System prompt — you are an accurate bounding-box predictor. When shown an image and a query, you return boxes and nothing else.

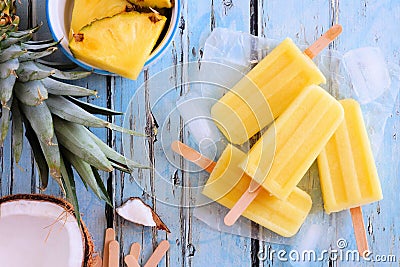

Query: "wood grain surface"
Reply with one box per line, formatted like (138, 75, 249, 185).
(0, 0, 398, 266)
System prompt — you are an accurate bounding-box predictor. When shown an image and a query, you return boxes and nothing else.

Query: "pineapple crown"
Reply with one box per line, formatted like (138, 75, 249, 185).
(0, 23, 149, 223)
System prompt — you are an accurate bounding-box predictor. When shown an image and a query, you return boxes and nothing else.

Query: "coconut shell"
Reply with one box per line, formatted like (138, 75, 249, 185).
(0, 194, 94, 267)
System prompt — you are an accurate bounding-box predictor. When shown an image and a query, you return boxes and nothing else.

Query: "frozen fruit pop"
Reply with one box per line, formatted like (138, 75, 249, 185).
(241, 85, 344, 200)
(171, 141, 312, 237)
(211, 41, 323, 145)
(317, 99, 383, 213)
(221, 25, 343, 226)
(317, 99, 382, 255)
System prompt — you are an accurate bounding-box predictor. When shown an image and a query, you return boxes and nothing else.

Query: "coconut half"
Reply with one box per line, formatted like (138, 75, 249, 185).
(0, 194, 94, 267)
(116, 197, 170, 233)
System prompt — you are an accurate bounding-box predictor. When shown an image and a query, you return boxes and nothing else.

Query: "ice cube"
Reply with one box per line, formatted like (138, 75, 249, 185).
(343, 47, 391, 104)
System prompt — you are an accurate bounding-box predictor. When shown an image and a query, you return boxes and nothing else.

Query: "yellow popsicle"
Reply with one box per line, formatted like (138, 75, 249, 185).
(202, 144, 312, 237)
(317, 99, 383, 213)
(211, 38, 326, 145)
(241, 85, 344, 200)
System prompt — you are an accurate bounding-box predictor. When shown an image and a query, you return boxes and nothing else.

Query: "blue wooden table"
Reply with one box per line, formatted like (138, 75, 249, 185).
(1, 0, 399, 266)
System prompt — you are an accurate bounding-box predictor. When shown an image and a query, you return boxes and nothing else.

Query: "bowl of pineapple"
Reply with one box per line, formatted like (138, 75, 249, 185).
(46, 0, 181, 80)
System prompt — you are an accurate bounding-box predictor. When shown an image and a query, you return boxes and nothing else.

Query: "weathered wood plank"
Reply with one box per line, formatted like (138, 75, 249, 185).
(187, 1, 254, 266)
(335, 0, 400, 265)
(112, 1, 254, 266)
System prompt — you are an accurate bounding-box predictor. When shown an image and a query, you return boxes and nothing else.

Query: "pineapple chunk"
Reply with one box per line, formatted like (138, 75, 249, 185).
(129, 0, 174, 8)
(70, 0, 131, 36)
(202, 144, 312, 237)
(69, 11, 166, 80)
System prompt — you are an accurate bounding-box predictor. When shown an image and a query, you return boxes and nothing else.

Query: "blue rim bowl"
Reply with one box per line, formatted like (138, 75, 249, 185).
(46, 0, 181, 76)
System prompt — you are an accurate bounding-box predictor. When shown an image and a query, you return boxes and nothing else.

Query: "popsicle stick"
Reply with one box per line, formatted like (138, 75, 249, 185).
(304, 24, 342, 59)
(144, 240, 170, 267)
(350, 207, 369, 255)
(108, 240, 120, 267)
(102, 228, 115, 267)
(224, 180, 262, 226)
(129, 242, 141, 260)
(93, 255, 103, 267)
(171, 141, 259, 225)
(171, 141, 216, 172)
(125, 255, 140, 267)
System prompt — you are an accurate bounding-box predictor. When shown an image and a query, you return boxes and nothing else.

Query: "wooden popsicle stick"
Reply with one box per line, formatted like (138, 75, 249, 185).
(129, 242, 141, 261)
(304, 24, 342, 59)
(108, 240, 120, 267)
(102, 228, 115, 267)
(125, 255, 140, 267)
(171, 141, 261, 225)
(93, 255, 103, 267)
(224, 180, 262, 226)
(171, 141, 260, 225)
(350, 207, 369, 255)
(171, 141, 216, 172)
(144, 240, 170, 267)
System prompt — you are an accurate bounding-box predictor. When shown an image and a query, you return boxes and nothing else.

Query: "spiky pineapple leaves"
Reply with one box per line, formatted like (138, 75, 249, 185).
(0, 24, 149, 220)
(60, 155, 81, 226)
(11, 100, 23, 162)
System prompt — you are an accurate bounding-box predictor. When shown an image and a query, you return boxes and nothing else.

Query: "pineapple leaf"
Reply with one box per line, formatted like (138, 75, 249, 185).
(47, 95, 109, 128)
(47, 95, 143, 135)
(14, 80, 48, 106)
(19, 102, 54, 145)
(35, 59, 78, 71)
(8, 24, 41, 38)
(109, 159, 130, 173)
(0, 57, 18, 78)
(60, 155, 81, 227)
(0, 73, 16, 105)
(65, 96, 123, 115)
(25, 40, 56, 46)
(0, 96, 12, 145)
(91, 166, 112, 206)
(35, 62, 91, 80)
(53, 117, 113, 172)
(11, 100, 23, 163)
(42, 78, 97, 97)
(22, 40, 60, 51)
(0, 44, 26, 63)
(23, 114, 50, 190)
(86, 128, 150, 170)
(1, 32, 33, 50)
(61, 146, 111, 205)
(17, 61, 55, 82)
(38, 135, 62, 180)
(19, 47, 57, 62)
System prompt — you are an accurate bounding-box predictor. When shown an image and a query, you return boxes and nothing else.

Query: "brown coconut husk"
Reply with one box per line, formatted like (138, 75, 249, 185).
(0, 194, 95, 267)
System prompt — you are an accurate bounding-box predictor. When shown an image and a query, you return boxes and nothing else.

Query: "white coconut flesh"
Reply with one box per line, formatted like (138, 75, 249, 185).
(116, 198, 157, 227)
(0, 200, 84, 267)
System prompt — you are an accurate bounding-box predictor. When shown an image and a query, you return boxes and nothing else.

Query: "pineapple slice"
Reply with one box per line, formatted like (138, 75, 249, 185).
(129, 0, 174, 8)
(70, 0, 132, 36)
(69, 11, 166, 80)
(202, 144, 312, 237)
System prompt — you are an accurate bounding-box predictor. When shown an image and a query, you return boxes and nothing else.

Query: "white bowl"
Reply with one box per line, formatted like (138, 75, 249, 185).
(46, 0, 181, 75)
